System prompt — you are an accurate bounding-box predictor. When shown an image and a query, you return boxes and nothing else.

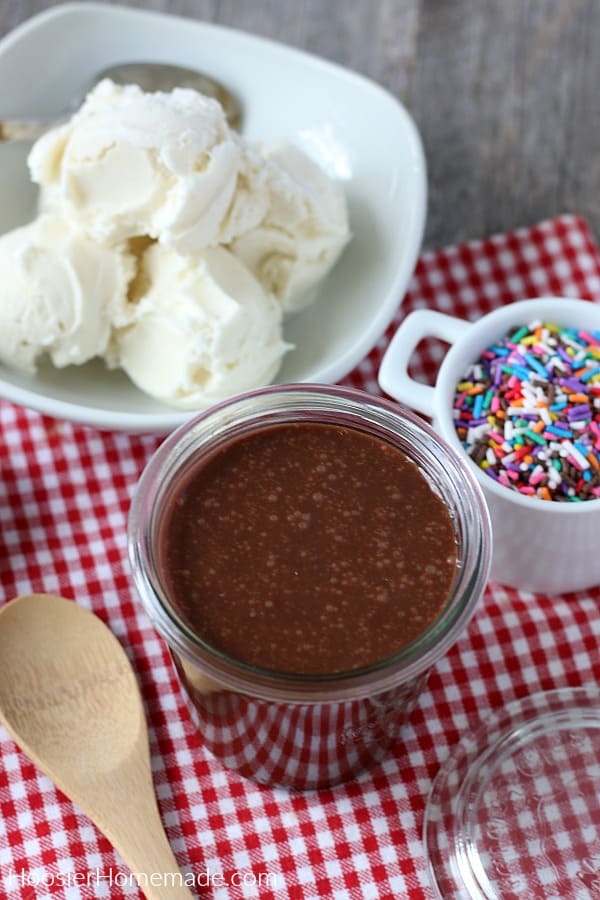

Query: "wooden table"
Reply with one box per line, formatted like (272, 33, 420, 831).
(1, 0, 598, 250)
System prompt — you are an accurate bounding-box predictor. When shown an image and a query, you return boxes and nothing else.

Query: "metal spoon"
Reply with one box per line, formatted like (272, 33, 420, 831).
(0, 61, 241, 142)
(0, 593, 194, 899)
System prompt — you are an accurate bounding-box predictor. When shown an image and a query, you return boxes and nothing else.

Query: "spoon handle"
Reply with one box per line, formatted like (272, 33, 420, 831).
(0, 117, 55, 143)
(112, 824, 195, 899)
(86, 757, 195, 900)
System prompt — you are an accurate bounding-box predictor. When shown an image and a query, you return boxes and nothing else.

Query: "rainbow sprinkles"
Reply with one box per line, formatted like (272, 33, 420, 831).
(453, 320, 600, 502)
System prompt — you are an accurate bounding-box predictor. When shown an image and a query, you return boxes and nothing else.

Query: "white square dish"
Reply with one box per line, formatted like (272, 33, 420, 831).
(0, 2, 426, 433)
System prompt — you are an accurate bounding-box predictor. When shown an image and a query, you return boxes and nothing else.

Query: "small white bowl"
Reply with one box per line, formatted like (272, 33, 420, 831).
(379, 297, 600, 594)
(0, 2, 426, 433)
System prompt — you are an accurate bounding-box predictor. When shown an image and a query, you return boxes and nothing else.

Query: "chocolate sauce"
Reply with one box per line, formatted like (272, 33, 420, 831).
(160, 423, 457, 675)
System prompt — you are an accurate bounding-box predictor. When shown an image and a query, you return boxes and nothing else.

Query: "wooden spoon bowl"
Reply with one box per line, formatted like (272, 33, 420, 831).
(0, 594, 194, 899)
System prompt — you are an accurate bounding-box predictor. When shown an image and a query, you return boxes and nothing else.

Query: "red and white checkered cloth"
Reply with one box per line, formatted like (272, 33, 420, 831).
(1, 214, 599, 899)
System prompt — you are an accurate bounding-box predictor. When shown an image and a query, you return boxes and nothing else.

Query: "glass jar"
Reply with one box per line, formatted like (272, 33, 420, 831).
(128, 385, 492, 790)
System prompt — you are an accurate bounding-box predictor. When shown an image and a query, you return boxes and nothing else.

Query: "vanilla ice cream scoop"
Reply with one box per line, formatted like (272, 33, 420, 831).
(0, 214, 134, 373)
(113, 243, 290, 408)
(230, 144, 350, 314)
(29, 79, 262, 252)
(5, 81, 350, 413)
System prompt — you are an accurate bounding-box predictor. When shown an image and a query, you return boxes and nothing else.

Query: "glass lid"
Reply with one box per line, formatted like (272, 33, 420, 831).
(424, 686, 600, 899)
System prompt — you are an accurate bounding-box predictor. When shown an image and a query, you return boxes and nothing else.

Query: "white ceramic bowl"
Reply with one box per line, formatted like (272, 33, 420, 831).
(379, 297, 600, 594)
(0, 2, 426, 433)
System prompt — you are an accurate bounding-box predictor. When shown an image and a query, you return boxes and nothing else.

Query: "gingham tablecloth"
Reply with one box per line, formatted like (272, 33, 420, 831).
(1, 214, 600, 899)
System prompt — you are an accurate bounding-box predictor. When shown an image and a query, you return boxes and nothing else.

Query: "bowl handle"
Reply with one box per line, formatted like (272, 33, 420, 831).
(378, 310, 471, 417)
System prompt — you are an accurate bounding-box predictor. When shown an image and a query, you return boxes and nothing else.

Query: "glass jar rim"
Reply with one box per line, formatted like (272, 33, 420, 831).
(128, 384, 492, 703)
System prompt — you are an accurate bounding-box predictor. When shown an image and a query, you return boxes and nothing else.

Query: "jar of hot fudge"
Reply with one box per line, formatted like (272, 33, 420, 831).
(128, 385, 492, 789)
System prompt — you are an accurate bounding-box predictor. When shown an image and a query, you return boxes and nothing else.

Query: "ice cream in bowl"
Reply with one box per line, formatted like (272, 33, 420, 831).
(0, 5, 426, 432)
(0, 80, 348, 418)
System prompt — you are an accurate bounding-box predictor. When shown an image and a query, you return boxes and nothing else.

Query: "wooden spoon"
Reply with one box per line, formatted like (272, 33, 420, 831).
(0, 593, 194, 899)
